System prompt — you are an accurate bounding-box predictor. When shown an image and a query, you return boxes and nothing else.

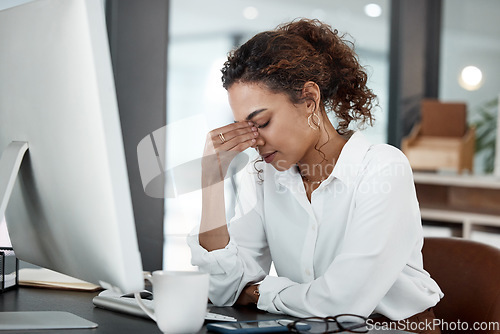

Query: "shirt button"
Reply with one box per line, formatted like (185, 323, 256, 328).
(305, 269, 311, 276)
(311, 225, 316, 231)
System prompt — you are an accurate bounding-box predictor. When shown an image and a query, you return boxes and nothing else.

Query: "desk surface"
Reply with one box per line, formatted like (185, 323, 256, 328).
(0, 287, 408, 334)
(0, 287, 295, 334)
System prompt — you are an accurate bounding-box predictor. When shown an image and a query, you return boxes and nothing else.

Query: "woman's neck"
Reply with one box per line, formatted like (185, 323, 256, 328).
(297, 121, 347, 183)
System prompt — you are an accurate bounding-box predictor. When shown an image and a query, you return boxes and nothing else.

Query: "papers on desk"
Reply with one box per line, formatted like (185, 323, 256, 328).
(19, 268, 102, 291)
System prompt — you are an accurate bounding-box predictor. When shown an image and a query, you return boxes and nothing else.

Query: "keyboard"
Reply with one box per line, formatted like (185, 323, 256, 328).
(92, 290, 237, 322)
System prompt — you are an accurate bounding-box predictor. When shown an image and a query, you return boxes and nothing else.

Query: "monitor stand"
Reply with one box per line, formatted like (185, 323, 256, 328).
(0, 141, 98, 330)
(0, 141, 29, 220)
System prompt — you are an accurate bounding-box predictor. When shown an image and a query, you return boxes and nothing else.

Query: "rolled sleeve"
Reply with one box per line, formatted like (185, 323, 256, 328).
(188, 233, 245, 305)
(187, 233, 238, 275)
(257, 275, 298, 314)
(187, 168, 271, 306)
(188, 221, 270, 305)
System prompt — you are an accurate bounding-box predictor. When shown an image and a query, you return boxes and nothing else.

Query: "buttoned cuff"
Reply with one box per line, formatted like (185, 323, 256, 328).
(257, 275, 297, 314)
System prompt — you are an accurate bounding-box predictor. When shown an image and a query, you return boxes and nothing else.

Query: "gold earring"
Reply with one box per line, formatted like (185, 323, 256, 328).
(307, 113, 321, 130)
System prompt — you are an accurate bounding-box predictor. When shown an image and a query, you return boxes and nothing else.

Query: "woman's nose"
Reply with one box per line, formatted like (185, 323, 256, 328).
(254, 135, 266, 148)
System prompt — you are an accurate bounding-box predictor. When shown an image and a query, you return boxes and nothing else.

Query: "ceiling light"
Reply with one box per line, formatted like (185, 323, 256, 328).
(243, 6, 258, 20)
(459, 65, 483, 91)
(364, 3, 382, 18)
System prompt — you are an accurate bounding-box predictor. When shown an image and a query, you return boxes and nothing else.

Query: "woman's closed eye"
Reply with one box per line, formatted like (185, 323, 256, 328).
(256, 120, 270, 129)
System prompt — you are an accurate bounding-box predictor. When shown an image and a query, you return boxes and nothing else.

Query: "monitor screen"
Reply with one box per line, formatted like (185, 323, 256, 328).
(0, 0, 144, 294)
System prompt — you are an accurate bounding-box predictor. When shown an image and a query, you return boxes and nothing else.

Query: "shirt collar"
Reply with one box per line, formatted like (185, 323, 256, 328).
(329, 131, 373, 187)
(272, 131, 373, 189)
(272, 163, 302, 191)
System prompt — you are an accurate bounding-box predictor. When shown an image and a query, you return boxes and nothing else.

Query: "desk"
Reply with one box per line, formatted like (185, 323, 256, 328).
(0, 287, 409, 334)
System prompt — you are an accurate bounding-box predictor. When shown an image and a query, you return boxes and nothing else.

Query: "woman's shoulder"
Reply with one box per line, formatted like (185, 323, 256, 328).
(365, 142, 410, 165)
(343, 131, 409, 167)
(359, 141, 413, 181)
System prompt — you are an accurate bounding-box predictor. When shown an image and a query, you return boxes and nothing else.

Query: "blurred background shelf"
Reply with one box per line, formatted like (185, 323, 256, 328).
(414, 172, 500, 240)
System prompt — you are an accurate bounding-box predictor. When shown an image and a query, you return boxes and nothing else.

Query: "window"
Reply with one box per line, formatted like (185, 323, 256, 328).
(439, 0, 500, 174)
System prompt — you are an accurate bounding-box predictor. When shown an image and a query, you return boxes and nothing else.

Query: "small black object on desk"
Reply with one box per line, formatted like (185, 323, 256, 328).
(0, 247, 18, 293)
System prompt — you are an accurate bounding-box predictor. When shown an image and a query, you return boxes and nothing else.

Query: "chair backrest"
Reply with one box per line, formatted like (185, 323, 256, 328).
(422, 237, 500, 334)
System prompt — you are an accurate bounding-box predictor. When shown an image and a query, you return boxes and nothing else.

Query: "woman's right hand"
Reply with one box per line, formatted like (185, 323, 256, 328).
(202, 121, 259, 187)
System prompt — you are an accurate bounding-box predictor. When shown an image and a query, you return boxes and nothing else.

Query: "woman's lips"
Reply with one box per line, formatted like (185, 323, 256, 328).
(262, 151, 277, 163)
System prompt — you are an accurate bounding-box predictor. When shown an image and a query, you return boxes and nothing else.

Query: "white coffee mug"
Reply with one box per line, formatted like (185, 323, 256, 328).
(135, 271, 210, 334)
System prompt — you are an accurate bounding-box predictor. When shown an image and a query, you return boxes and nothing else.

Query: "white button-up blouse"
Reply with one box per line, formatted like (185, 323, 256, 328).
(188, 131, 443, 320)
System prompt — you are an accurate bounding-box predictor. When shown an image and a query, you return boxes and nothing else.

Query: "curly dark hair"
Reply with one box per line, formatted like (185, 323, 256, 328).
(221, 18, 377, 134)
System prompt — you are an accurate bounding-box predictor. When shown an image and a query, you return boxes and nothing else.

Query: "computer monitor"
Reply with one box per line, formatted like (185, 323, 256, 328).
(0, 0, 144, 302)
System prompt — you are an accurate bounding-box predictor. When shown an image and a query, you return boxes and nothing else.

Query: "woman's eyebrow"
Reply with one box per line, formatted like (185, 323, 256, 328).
(245, 108, 267, 121)
(233, 108, 268, 123)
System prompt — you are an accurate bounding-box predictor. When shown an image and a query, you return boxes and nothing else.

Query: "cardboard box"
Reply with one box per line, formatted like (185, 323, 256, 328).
(402, 99, 475, 173)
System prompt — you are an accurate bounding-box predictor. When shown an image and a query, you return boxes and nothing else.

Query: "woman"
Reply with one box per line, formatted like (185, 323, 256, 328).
(188, 19, 443, 333)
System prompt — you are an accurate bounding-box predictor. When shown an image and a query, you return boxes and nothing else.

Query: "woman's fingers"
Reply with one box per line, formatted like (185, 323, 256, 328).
(212, 122, 253, 144)
(210, 121, 258, 153)
(214, 121, 253, 135)
(229, 137, 257, 153)
(210, 121, 252, 145)
(203, 121, 260, 184)
(223, 131, 258, 152)
(218, 124, 256, 144)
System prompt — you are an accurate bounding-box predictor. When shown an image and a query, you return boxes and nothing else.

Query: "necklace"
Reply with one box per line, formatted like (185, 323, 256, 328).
(300, 174, 328, 185)
(297, 165, 329, 185)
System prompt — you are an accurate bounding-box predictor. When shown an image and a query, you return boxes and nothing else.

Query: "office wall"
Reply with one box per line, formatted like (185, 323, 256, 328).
(106, 0, 169, 271)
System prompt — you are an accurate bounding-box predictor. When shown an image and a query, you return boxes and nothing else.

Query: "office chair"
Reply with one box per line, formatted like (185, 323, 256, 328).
(422, 237, 500, 334)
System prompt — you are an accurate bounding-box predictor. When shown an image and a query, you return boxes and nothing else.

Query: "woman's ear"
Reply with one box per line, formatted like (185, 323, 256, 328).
(302, 81, 321, 112)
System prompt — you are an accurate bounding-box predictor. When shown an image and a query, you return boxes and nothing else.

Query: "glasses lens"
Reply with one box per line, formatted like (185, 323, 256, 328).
(335, 315, 368, 333)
